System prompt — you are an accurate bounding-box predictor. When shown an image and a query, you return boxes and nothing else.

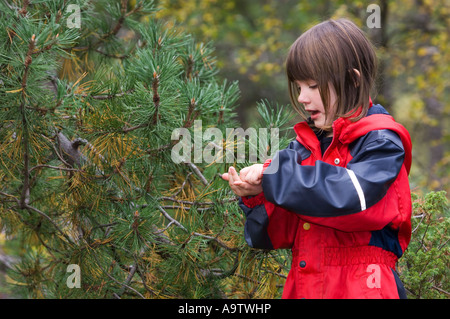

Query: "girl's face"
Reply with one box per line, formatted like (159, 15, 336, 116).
(295, 80, 337, 131)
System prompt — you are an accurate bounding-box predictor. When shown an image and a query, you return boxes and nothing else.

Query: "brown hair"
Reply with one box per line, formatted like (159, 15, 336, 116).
(286, 18, 378, 131)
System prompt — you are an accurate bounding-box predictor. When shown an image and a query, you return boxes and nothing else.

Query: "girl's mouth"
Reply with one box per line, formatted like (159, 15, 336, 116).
(309, 110, 321, 120)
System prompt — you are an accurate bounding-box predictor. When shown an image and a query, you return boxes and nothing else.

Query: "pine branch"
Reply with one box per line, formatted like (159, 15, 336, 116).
(183, 98, 200, 128)
(145, 143, 172, 156)
(26, 104, 59, 115)
(67, 0, 140, 62)
(69, 46, 132, 60)
(94, 48, 129, 60)
(158, 196, 215, 206)
(95, 0, 150, 48)
(32, 34, 59, 55)
(186, 54, 194, 80)
(80, 88, 135, 100)
(19, 34, 36, 208)
(432, 285, 450, 297)
(134, 266, 157, 297)
(169, 172, 193, 198)
(233, 273, 285, 289)
(151, 71, 160, 125)
(21, 34, 35, 91)
(157, 195, 237, 208)
(159, 205, 212, 212)
(108, 244, 158, 297)
(92, 253, 145, 299)
(18, 0, 29, 17)
(0, 191, 19, 205)
(23, 204, 74, 245)
(122, 123, 147, 133)
(157, 205, 237, 252)
(29, 164, 83, 173)
(96, 0, 128, 43)
(114, 264, 137, 299)
(186, 162, 208, 186)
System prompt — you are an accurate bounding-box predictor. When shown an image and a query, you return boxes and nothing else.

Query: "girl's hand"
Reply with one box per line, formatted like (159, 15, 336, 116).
(221, 166, 263, 197)
(239, 164, 264, 185)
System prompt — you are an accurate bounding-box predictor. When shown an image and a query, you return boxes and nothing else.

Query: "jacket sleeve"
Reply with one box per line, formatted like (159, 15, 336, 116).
(239, 194, 301, 250)
(238, 141, 302, 250)
(261, 129, 405, 230)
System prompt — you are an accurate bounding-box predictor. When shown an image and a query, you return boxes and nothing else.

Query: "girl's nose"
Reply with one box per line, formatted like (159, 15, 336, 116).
(297, 91, 310, 104)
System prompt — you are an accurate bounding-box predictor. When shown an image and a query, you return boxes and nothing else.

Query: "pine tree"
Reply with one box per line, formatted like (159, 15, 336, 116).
(0, 0, 293, 298)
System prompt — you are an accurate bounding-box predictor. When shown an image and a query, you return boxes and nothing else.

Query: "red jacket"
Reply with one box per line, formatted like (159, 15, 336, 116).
(239, 104, 412, 299)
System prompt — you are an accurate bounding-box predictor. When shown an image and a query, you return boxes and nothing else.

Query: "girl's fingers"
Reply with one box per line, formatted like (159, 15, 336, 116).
(222, 166, 263, 197)
(246, 166, 262, 185)
(222, 166, 262, 186)
(247, 170, 257, 184)
(238, 167, 249, 181)
(229, 166, 243, 185)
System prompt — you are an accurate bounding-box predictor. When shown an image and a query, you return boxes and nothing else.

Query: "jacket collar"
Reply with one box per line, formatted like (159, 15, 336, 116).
(292, 102, 412, 174)
(293, 99, 374, 152)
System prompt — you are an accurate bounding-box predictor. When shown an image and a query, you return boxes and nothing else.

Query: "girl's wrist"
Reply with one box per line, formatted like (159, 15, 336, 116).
(241, 191, 265, 208)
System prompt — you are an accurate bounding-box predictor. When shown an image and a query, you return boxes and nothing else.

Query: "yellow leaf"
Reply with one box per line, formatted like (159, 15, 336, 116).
(417, 47, 428, 57)
(71, 72, 88, 89)
(5, 88, 23, 94)
(5, 274, 27, 286)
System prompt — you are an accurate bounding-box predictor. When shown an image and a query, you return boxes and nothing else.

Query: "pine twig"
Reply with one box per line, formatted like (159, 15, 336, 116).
(151, 71, 160, 125)
(24, 204, 74, 245)
(19, 34, 36, 208)
(19, 0, 29, 17)
(158, 196, 213, 206)
(115, 264, 138, 299)
(92, 253, 145, 299)
(183, 98, 200, 128)
(160, 205, 212, 212)
(432, 285, 450, 297)
(158, 196, 237, 206)
(94, 48, 129, 59)
(122, 123, 147, 133)
(171, 172, 193, 198)
(79, 88, 135, 100)
(186, 162, 208, 186)
(157, 205, 237, 251)
(97, 0, 128, 42)
(29, 164, 83, 173)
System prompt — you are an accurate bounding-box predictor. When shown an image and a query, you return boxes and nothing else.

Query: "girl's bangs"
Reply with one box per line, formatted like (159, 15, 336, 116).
(287, 52, 314, 83)
(286, 32, 321, 83)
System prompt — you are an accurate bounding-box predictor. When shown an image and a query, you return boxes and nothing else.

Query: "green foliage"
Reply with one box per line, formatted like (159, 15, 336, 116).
(398, 191, 449, 299)
(0, 0, 289, 299)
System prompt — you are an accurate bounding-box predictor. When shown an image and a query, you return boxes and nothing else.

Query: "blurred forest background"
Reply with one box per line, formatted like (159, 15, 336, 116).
(155, 0, 449, 194)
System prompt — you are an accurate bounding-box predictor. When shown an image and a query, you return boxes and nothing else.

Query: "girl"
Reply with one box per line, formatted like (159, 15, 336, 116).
(222, 18, 412, 299)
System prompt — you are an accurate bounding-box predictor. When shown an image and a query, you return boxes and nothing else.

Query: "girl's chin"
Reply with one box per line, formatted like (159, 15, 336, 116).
(313, 121, 326, 128)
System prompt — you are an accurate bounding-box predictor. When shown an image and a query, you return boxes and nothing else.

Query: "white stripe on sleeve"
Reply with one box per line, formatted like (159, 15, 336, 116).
(345, 168, 367, 211)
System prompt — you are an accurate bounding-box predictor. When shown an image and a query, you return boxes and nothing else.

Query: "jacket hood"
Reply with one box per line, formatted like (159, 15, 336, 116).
(293, 104, 412, 175)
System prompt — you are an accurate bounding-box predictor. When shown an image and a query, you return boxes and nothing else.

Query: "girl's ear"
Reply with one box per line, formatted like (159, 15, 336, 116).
(351, 68, 360, 87)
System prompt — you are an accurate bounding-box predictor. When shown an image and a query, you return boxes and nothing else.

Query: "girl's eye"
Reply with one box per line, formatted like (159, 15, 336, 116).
(309, 84, 318, 89)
